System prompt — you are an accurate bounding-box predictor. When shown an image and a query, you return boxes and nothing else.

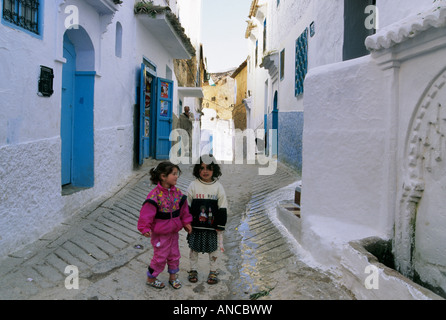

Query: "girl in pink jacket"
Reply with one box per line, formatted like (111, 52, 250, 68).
(137, 161, 192, 289)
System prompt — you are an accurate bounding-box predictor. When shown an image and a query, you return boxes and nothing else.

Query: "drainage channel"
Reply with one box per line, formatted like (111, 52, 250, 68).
(226, 166, 301, 300)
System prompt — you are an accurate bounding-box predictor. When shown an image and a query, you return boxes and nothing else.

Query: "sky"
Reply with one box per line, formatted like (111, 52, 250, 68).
(201, 0, 252, 73)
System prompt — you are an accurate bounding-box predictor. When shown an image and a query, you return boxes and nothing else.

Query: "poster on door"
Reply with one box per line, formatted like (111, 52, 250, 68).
(161, 81, 169, 98)
(160, 100, 168, 117)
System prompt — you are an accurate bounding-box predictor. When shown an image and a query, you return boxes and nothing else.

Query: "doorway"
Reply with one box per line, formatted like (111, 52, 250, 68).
(343, 0, 376, 61)
(61, 29, 95, 192)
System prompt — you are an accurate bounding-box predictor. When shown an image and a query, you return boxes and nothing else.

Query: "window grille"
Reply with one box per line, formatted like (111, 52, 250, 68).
(280, 49, 285, 80)
(2, 0, 40, 35)
(295, 28, 308, 97)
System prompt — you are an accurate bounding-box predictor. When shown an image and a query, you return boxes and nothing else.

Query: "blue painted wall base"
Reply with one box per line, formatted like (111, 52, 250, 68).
(267, 111, 303, 173)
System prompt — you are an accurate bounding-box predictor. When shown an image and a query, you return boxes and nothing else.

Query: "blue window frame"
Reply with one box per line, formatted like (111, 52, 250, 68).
(280, 49, 285, 81)
(2, 0, 42, 38)
(295, 28, 308, 96)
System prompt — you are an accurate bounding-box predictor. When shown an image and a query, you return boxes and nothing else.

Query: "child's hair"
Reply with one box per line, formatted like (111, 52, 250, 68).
(149, 161, 181, 185)
(193, 154, 222, 180)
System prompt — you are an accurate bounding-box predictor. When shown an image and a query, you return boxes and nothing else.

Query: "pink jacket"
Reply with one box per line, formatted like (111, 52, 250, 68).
(137, 183, 192, 235)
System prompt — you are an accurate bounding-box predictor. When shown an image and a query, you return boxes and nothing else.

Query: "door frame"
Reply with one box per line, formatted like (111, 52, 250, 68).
(61, 29, 95, 190)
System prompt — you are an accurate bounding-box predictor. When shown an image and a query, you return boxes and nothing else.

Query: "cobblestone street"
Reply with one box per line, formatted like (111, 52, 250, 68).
(0, 159, 354, 300)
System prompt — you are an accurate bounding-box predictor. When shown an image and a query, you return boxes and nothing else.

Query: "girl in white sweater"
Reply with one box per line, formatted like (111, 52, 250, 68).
(186, 155, 228, 285)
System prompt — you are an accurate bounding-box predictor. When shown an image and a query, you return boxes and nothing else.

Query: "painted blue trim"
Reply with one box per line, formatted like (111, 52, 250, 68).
(143, 56, 157, 76)
(139, 63, 145, 165)
(72, 71, 95, 188)
(1, 0, 44, 40)
(277, 111, 303, 173)
(154, 77, 173, 159)
(61, 34, 76, 185)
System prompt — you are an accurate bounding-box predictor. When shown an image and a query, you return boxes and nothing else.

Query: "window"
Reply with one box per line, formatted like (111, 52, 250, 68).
(277, 0, 280, 7)
(143, 57, 157, 75)
(343, 0, 376, 61)
(166, 65, 172, 80)
(280, 49, 285, 81)
(295, 28, 308, 96)
(115, 22, 122, 58)
(263, 19, 267, 53)
(2, 0, 40, 35)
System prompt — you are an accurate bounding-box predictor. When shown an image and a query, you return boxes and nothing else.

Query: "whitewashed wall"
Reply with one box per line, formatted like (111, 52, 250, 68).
(301, 1, 446, 296)
(0, 0, 201, 258)
(0, 0, 138, 258)
(301, 56, 392, 264)
(376, 0, 434, 28)
(246, 0, 269, 132)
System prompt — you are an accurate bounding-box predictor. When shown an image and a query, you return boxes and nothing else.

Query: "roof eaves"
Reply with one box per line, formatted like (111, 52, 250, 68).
(134, 1, 196, 57)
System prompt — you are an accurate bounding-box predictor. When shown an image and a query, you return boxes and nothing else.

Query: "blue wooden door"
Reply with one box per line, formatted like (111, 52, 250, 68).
(72, 71, 95, 188)
(61, 35, 76, 185)
(138, 64, 156, 164)
(154, 78, 173, 159)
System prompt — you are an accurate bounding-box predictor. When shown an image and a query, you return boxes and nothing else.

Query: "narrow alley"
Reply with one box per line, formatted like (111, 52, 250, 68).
(0, 160, 353, 300)
(2, 0, 446, 302)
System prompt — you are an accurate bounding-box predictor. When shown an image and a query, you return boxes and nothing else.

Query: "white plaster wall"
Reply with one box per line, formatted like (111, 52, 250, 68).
(301, 3, 446, 295)
(1, 1, 61, 145)
(1, 0, 65, 256)
(176, 0, 202, 51)
(245, 0, 267, 131)
(247, 0, 346, 121)
(134, 10, 183, 116)
(0, 0, 153, 257)
(267, 0, 345, 113)
(301, 56, 392, 257)
(392, 31, 446, 293)
(246, 42, 269, 131)
(136, 22, 175, 78)
(309, 0, 344, 69)
(377, 0, 435, 28)
(270, 0, 311, 113)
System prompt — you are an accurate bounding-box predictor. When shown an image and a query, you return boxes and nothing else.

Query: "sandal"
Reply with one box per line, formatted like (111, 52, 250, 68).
(207, 271, 219, 285)
(169, 278, 182, 289)
(146, 278, 165, 289)
(188, 270, 198, 283)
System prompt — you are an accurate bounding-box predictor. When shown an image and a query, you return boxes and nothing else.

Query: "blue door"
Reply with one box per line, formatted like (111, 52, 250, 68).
(138, 66, 173, 163)
(138, 63, 156, 164)
(72, 71, 95, 188)
(61, 35, 76, 185)
(139, 64, 149, 164)
(154, 78, 173, 159)
(271, 91, 279, 156)
(61, 32, 95, 188)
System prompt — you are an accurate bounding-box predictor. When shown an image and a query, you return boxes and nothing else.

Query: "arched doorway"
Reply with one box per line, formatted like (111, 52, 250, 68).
(61, 27, 95, 191)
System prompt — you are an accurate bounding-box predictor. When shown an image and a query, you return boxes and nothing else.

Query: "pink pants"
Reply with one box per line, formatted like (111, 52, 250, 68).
(147, 232, 181, 278)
